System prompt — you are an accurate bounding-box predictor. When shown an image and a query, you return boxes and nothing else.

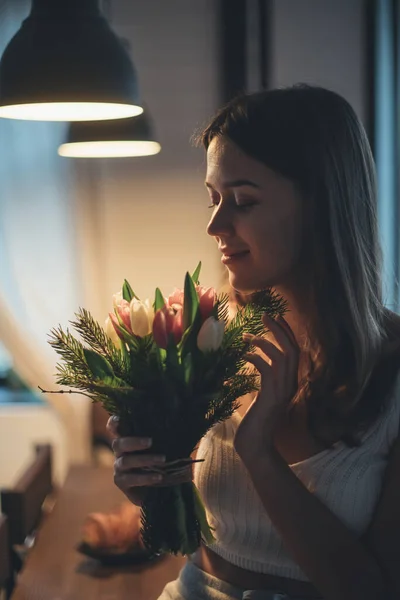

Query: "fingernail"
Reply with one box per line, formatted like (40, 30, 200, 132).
(139, 438, 152, 447)
(154, 456, 166, 463)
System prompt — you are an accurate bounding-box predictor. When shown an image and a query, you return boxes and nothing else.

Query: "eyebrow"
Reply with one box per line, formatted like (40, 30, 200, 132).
(205, 179, 261, 190)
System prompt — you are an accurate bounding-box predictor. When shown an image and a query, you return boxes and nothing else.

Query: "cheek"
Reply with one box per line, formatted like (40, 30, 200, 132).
(252, 210, 303, 262)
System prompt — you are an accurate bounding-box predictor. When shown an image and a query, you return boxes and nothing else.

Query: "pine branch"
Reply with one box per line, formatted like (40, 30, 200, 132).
(70, 308, 128, 379)
(48, 326, 91, 378)
(216, 293, 230, 324)
(228, 288, 288, 337)
(54, 364, 91, 389)
(38, 385, 93, 399)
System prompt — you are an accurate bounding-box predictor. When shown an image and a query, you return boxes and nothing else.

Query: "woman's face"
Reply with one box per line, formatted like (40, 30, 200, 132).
(206, 136, 304, 293)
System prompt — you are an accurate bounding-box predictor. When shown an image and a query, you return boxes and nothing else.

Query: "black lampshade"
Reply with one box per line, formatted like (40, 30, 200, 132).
(58, 110, 161, 157)
(0, 0, 142, 121)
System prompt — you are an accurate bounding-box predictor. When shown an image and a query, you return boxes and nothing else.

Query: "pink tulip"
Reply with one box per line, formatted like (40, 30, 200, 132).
(167, 285, 216, 322)
(109, 313, 126, 340)
(115, 299, 133, 333)
(196, 286, 216, 320)
(172, 308, 184, 343)
(152, 306, 183, 349)
(167, 288, 184, 312)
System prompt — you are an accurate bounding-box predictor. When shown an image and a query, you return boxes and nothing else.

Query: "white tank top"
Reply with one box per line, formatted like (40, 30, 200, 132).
(193, 373, 400, 581)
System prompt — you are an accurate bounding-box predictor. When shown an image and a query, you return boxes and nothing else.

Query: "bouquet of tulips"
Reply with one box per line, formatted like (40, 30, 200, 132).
(47, 263, 286, 556)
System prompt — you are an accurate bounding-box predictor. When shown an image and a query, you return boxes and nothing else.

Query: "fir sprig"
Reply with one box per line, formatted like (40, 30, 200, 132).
(70, 308, 128, 379)
(48, 326, 91, 379)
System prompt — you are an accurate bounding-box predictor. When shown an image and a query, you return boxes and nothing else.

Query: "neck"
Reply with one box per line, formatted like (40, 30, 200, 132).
(272, 285, 311, 349)
(272, 285, 318, 401)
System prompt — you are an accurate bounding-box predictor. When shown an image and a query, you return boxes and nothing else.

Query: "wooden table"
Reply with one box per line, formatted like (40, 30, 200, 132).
(11, 466, 187, 600)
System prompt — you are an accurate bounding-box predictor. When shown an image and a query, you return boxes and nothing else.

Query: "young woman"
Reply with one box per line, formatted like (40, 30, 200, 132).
(109, 85, 400, 600)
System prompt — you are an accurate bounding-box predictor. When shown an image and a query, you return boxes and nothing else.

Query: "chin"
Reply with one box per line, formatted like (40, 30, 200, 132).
(228, 272, 266, 294)
(227, 265, 284, 294)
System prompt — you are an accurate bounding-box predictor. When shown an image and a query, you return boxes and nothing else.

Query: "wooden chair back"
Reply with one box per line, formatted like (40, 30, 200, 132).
(0, 515, 13, 598)
(1, 444, 53, 546)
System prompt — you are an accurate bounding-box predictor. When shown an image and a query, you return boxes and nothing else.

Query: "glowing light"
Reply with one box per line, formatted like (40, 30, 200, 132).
(0, 102, 143, 122)
(58, 140, 161, 158)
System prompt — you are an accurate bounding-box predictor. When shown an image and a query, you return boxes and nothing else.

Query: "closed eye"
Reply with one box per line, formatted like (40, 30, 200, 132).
(207, 199, 256, 211)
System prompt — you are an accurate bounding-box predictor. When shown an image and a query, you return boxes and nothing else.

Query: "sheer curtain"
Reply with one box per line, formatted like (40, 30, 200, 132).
(0, 0, 91, 465)
(370, 0, 400, 311)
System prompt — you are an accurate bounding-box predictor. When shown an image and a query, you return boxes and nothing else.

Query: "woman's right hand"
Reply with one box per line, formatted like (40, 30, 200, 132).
(107, 416, 166, 506)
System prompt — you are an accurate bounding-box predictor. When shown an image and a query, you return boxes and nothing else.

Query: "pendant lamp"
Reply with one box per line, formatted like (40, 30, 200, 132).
(0, 0, 142, 121)
(58, 110, 161, 158)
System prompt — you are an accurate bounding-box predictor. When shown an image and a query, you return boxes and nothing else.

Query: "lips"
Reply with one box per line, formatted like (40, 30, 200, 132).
(219, 248, 249, 257)
(220, 250, 250, 265)
(225, 251, 249, 258)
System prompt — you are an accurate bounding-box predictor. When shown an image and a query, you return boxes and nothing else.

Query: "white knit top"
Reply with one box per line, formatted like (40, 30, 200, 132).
(193, 374, 400, 582)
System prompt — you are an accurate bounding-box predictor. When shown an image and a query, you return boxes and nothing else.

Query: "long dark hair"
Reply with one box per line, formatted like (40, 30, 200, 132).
(199, 84, 400, 447)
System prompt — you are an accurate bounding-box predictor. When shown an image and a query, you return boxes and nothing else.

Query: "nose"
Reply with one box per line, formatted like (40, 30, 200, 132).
(206, 203, 234, 238)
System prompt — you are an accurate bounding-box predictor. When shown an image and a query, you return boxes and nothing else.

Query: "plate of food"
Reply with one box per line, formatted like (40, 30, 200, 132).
(77, 501, 163, 565)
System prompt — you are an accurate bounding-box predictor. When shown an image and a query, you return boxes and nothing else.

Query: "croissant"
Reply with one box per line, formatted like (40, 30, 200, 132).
(82, 502, 145, 553)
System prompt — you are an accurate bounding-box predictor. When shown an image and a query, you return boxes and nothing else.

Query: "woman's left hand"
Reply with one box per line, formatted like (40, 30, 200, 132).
(233, 313, 300, 464)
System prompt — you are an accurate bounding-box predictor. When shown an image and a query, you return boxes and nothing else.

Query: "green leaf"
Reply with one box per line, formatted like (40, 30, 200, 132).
(122, 279, 139, 302)
(173, 486, 190, 554)
(92, 375, 128, 388)
(183, 272, 199, 331)
(154, 288, 166, 311)
(112, 312, 136, 346)
(120, 339, 130, 364)
(180, 305, 202, 359)
(183, 352, 193, 386)
(166, 336, 182, 381)
(192, 484, 216, 544)
(83, 349, 115, 379)
(191, 262, 202, 285)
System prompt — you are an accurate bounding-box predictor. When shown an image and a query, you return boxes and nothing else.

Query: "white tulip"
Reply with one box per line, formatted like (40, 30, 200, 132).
(104, 316, 121, 348)
(129, 298, 154, 337)
(112, 291, 123, 308)
(197, 317, 225, 353)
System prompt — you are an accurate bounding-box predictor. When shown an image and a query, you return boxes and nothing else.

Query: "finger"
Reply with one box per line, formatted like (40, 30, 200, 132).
(112, 436, 152, 457)
(114, 471, 163, 489)
(244, 352, 273, 378)
(243, 333, 283, 363)
(106, 415, 119, 438)
(262, 314, 298, 355)
(274, 316, 300, 389)
(277, 314, 298, 347)
(245, 337, 287, 398)
(115, 454, 166, 472)
(263, 316, 300, 395)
